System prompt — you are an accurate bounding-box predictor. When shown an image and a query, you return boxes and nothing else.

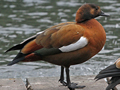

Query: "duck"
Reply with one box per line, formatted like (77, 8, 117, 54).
(6, 3, 109, 90)
(95, 58, 120, 90)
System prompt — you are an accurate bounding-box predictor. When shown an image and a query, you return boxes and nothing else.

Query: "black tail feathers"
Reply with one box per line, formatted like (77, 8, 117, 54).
(95, 64, 120, 80)
(95, 64, 120, 90)
(5, 35, 36, 53)
(7, 52, 28, 66)
(5, 44, 23, 53)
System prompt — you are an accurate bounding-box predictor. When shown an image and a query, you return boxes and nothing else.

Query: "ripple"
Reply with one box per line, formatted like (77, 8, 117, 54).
(110, 18, 120, 21)
(101, 6, 116, 10)
(58, 12, 68, 17)
(8, 35, 17, 38)
(0, 38, 9, 42)
(57, 1, 81, 7)
(98, 0, 117, 3)
(12, 18, 25, 22)
(9, 5, 15, 8)
(27, 12, 48, 16)
(104, 24, 120, 28)
(8, 14, 16, 18)
(106, 35, 118, 39)
(35, 6, 53, 9)
(5, 0, 16, 2)
(13, 10, 26, 13)
(37, 19, 53, 23)
(23, 0, 49, 3)
(0, 13, 4, 16)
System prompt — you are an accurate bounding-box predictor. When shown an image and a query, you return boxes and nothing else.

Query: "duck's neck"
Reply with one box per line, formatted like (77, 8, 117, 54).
(76, 19, 97, 25)
(75, 15, 84, 23)
(75, 8, 93, 23)
(75, 13, 92, 23)
(76, 18, 90, 23)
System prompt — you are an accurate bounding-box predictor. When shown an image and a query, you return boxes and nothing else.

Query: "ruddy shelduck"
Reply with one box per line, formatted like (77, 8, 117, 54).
(95, 58, 120, 90)
(6, 3, 109, 90)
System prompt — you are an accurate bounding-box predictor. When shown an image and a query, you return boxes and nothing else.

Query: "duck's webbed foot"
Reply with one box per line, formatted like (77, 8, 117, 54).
(59, 79, 67, 86)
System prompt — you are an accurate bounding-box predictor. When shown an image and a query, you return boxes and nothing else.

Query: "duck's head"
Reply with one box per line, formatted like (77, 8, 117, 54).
(75, 3, 110, 23)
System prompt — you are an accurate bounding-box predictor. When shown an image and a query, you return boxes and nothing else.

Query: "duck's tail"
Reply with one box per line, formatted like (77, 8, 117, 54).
(7, 52, 27, 66)
(95, 64, 120, 90)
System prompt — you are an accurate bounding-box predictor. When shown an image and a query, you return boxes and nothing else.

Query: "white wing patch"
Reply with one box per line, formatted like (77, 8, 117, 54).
(20, 31, 44, 44)
(37, 31, 44, 35)
(20, 35, 36, 44)
(59, 36, 88, 52)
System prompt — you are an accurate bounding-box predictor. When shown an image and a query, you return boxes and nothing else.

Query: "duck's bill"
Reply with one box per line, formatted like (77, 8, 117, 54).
(100, 11, 110, 17)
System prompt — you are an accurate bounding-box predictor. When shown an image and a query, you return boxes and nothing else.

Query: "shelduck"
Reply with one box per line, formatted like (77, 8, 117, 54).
(6, 3, 109, 90)
(95, 58, 120, 90)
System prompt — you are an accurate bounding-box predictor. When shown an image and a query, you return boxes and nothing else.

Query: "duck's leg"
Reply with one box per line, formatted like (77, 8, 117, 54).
(65, 67, 85, 90)
(59, 66, 67, 86)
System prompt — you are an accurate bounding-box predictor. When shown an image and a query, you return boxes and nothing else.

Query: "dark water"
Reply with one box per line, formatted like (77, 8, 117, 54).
(0, 0, 120, 79)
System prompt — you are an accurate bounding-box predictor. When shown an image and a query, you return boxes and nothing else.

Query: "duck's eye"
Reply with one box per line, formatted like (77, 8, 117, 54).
(95, 7, 98, 11)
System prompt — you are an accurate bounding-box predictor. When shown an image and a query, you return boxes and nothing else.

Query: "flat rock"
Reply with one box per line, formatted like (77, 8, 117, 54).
(0, 76, 119, 90)
(0, 78, 27, 90)
(26, 75, 120, 90)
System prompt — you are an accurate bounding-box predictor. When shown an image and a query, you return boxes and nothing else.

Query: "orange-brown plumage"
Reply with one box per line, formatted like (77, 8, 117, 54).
(36, 22, 78, 48)
(6, 3, 109, 90)
(41, 19, 106, 67)
(23, 53, 41, 62)
(21, 39, 43, 54)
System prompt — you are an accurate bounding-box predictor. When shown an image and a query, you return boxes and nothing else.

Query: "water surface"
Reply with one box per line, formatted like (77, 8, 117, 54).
(0, 0, 120, 79)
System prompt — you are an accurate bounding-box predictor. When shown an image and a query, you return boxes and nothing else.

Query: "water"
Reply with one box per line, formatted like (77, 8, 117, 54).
(0, 0, 120, 79)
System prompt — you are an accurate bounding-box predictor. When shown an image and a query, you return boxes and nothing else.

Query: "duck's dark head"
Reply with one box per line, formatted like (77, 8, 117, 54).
(75, 3, 110, 23)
